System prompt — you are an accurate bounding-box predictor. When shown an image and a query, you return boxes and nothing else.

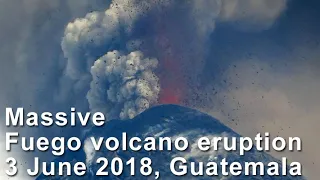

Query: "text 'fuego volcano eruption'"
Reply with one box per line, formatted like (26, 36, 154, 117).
(61, 0, 288, 120)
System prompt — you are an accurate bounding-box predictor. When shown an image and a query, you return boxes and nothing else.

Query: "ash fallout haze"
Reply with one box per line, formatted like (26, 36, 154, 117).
(0, 0, 319, 179)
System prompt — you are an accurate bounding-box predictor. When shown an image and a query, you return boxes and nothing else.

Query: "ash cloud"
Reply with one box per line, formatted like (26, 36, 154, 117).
(87, 50, 160, 119)
(61, 0, 287, 119)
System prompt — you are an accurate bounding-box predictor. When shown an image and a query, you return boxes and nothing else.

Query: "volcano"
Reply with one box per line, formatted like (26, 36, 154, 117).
(36, 105, 305, 180)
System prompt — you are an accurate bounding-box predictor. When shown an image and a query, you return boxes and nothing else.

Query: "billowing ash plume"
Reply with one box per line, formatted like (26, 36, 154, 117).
(61, 0, 288, 120)
(61, 0, 167, 80)
(87, 50, 160, 119)
(61, 0, 163, 119)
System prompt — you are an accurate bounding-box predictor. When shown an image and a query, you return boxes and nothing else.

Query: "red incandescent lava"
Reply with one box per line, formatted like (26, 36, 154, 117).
(156, 35, 185, 105)
(159, 86, 181, 104)
(158, 64, 183, 104)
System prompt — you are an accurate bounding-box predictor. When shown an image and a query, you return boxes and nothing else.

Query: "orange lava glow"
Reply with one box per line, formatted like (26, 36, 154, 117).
(155, 19, 186, 105)
(157, 41, 184, 104)
(157, 52, 185, 104)
(159, 86, 180, 104)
